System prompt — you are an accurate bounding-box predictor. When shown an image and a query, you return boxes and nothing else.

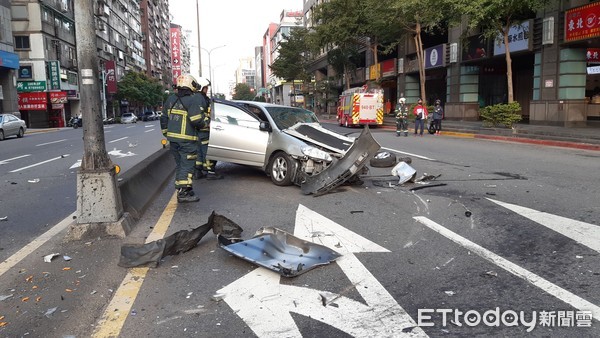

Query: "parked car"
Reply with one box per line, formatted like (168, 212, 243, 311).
(0, 114, 27, 141)
(121, 113, 137, 124)
(205, 100, 380, 195)
(143, 111, 157, 121)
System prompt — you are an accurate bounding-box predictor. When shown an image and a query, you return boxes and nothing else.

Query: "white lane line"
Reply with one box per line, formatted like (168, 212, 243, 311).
(381, 146, 436, 161)
(144, 129, 155, 133)
(0, 154, 31, 165)
(109, 136, 128, 143)
(9, 154, 70, 173)
(36, 139, 67, 147)
(414, 216, 600, 321)
(126, 126, 135, 129)
(487, 198, 600, 253)
(0, 212, 76, 278)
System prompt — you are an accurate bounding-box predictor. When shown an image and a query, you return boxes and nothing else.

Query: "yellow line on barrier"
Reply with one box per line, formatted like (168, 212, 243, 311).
(439, 131, 476, 138)
(92, 192, 178, 338)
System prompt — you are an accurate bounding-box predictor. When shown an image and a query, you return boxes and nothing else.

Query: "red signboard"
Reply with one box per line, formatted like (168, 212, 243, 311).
(49, 91, 68, 104)
(18, 92, 47, 111)
(105, 60, 117, 94)
(381, 59, 397, 78)
(588, 48, 600, 63)
(565, 2, 600, 42)
(170, 27, 182, 86)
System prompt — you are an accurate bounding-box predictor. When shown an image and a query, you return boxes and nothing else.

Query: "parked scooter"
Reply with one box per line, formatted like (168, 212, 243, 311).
(428, 118, 436, 134)
(70, 116, 82, 129)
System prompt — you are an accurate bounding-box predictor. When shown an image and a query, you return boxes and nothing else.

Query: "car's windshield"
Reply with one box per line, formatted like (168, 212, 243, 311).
(265, 107, 319, 130)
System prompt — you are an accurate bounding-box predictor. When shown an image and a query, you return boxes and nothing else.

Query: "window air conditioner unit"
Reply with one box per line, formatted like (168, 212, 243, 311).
(61, 3, 68, 12)
(97, 21, 106, 31)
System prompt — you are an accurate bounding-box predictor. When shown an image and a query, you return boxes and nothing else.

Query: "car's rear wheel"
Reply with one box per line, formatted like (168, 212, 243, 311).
(269, 152, 294, 186)
(17, 128, 24, 138)
(0, 130, 4, 141)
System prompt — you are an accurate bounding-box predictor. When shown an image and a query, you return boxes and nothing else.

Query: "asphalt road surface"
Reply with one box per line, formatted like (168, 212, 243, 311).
(0, 124, 598, 337)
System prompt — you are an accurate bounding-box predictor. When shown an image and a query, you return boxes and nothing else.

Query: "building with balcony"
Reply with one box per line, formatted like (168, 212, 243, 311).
(11, 0, 79, 128)
(140, 0, 171, 89)
(0, 0, 20, 117)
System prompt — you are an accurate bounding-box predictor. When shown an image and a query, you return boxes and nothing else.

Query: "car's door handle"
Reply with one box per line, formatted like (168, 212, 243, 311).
(213, 125, 224, 131)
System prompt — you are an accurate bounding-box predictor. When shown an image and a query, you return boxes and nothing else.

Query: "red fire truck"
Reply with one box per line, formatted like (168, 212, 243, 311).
(337, 87, 384, 127)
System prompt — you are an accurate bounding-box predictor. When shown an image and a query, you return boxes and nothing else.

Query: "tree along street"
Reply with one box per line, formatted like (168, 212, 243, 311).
(0, 125, 598, 336)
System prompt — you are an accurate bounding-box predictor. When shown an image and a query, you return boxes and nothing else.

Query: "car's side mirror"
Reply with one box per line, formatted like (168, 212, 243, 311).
(259, 121, 271, 132)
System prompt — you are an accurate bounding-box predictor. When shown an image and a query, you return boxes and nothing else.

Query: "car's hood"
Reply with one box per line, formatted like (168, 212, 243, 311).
(283, 123, 355, 154)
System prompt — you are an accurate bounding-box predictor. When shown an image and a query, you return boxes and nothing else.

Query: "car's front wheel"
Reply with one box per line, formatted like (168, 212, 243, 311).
(17, 128, 24, 138)
(269, 152, 294, 186)
(0, 130, 4, 141)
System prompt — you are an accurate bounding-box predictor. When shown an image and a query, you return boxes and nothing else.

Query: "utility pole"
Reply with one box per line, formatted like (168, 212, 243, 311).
(69, 1, 128, 239)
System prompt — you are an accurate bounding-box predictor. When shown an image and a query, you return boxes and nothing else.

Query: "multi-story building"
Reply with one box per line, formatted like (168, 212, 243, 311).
(140, 0, 171, 89)
(235, 57, 256, 91)
(11, 0, 79, 128)
(0, 0, 20, 117)
(95, 0, 146, 118)
(266, 9, 303, 106)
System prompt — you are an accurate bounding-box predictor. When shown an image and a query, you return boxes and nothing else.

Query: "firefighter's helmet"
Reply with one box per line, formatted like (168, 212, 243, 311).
(176, 74, 200, 91)
(398, 97, 406, 104)
(197, 77, 211, 91)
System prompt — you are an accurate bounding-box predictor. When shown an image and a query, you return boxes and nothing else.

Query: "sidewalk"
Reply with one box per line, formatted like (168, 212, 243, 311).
(319, 114, 600, 151)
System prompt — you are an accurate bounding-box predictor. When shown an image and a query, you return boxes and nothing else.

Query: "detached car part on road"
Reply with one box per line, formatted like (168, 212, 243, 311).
(206, 100, 381, 195)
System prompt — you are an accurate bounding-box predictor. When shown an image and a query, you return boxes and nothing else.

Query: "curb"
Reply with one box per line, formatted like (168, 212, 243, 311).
(118, 147, 175, 221)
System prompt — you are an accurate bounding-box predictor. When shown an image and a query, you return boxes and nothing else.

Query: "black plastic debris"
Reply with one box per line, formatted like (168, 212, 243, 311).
(118, 211, 242, 268)
(218, 227, 341, 277)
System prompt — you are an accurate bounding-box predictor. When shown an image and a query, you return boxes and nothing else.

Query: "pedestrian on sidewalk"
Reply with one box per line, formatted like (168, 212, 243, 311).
(433, 99, 444, 135)
(413, 98, 428, 136)
(395, 97, 409, 136)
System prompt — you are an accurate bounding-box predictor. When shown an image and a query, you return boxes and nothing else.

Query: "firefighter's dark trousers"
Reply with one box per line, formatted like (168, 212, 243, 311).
(196, 130, 216, 172)
(170, 141, 197, 189)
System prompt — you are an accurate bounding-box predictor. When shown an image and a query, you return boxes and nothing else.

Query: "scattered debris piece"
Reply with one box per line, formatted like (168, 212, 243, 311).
(415, 174, 441, 182)
(391, 161, 416, 185)
(35, 297, 42, 302)
(63, 255, 72, 261)
(0, 216, 7, 221)
(44, 307, 58, 318)
(186, 292, 193, 299)
(465, 210, 472, 217)
(402, 326, 417, 333)
(43, 253, 60, 263)
(90, 290, 97, 295)
(444, 291, 456, 296)
(484, 271, 498, 277)
(485, 192, 496, 196)
(65, 289, 73, 292)
(219, 226, 341, 278)
(171, 266, 179, 269)
(0, 322, 7, 328)
(211, 293, 225, 302)
(62, 267, 71, 271)
(350, 210, 364, 214)
(485, 184, 497, 188)
(0, 294, 14, 301)
(28, 179, 40, 183)
(22, 297, 30, 302)
(410, 183, 448, 191)
(576, 255, 583, 259)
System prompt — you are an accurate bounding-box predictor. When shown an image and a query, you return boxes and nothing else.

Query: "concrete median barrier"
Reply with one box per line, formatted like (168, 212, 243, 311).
(118, 147, 174, 220)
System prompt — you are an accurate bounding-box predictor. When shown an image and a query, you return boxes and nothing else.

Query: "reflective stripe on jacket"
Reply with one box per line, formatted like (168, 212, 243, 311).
(160, 92, 208, 142)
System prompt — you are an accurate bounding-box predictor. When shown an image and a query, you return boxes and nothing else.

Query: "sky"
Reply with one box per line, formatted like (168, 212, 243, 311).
(169, 0, 303, 96)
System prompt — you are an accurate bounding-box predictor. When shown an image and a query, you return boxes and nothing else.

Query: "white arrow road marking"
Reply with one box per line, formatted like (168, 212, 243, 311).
(218, 205, 427, 337)
(381, 147, 435, 161)
(0, 154, 31, 165)
(70, 159, 82, 169)
(9, 154, 70, 173)
(108, 148, 136, 158)
(109, 136, 128, 143)
(36, 139, 66, 146)
(487, 198, 600, 253)
(414, 216, 600, 321)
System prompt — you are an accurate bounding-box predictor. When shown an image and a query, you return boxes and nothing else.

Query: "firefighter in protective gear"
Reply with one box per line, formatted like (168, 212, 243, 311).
(395, 97, 409, 137)
(194, 77, 223, 180)
(160, 74, 209, 203)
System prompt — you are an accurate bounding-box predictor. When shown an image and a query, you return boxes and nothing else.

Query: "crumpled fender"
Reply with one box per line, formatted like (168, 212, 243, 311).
(301, 126, 380, 196)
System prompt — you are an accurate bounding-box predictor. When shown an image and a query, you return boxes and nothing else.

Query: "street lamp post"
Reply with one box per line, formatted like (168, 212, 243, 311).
(201, 45, 226, 97)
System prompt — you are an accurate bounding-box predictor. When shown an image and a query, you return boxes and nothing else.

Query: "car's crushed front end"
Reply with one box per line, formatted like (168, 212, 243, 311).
(282, 123, 380, 195)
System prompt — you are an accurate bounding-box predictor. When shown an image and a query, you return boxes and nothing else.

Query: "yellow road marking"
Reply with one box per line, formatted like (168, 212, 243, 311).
(92, 192, 178, 338)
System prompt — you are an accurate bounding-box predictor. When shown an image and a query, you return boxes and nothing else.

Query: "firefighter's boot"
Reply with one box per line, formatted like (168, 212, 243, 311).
(177, 187, 199, 203)
(206, 171, 223, 180)
(193, 169, 206, 180)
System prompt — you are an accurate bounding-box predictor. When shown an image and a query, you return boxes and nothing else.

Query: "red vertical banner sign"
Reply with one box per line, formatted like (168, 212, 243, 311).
(170, 27, 182, 86)
(105, 60, 117, 94)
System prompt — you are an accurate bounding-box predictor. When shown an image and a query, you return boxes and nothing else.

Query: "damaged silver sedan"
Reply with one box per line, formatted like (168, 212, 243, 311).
(207, 100, 380, 195)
